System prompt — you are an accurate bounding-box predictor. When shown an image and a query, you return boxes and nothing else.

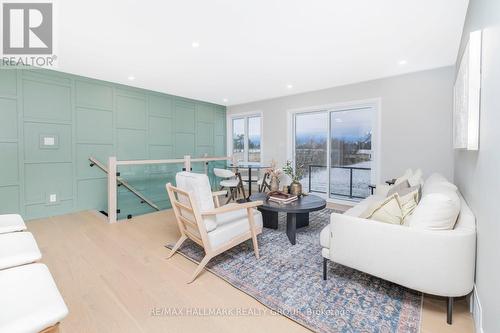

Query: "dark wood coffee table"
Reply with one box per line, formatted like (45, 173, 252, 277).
(249, 193, 327, 245)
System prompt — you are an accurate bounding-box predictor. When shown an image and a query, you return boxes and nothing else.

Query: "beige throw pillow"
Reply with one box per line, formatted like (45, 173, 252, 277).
(386, 180, 410, 197)
(395, 168, 413, 185)
(399, 189, 419, 218)
(364, 194, 404, 225)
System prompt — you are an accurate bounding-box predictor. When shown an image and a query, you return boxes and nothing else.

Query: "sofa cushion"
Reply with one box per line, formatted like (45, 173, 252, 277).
(423, 173, 457, 196)
(409, 191, 460, 230)
(363, 194, 404, 225)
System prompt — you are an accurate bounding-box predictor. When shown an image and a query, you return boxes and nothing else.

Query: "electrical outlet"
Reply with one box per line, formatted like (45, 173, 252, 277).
(49, 194, 57, 203)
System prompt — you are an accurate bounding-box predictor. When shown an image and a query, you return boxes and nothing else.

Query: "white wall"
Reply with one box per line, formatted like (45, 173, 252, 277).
(228, 67, 454, 182)
(454, 0, 500, 332)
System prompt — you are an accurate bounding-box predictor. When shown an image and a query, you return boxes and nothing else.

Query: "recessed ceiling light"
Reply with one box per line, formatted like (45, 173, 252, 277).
(398, 60, 408, 65)
(127, 75, 135, 81)
(223, 98, 228, 103)
(191, 41, 200, 48)
(286, 84, 293, 89)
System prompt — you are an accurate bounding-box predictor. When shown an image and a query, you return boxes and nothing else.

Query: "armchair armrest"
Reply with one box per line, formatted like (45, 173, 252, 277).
(201, 201, 263, 216)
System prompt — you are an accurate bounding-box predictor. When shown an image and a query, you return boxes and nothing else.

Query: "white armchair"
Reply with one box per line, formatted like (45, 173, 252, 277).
(166, 172, 263, 283)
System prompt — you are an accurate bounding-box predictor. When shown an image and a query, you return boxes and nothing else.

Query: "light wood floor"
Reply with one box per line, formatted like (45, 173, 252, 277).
(27, 209, 474, 333)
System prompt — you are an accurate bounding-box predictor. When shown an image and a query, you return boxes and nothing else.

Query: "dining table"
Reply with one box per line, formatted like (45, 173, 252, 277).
(228, 162, 270, 198)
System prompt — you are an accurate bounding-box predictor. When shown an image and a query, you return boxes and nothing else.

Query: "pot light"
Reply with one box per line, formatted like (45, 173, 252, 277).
(191, 41, 200, 48)
(127, 75, 135, 81)
(223, 98, 228, 103)
(398, 60, 407, 65)
(286, 84, 293, 89)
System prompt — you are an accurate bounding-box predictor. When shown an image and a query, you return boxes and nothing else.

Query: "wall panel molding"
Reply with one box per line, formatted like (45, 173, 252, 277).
(0, 68, 226, 220)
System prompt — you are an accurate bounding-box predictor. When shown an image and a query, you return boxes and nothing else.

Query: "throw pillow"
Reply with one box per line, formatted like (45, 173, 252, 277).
(386, 180, 410, 197)
(399, 189, 419, 218)
(395, 168, 413, 185)
(408, 169, 423, 187)
(365, 194, 404, 225)
(409, 192, 460, 230)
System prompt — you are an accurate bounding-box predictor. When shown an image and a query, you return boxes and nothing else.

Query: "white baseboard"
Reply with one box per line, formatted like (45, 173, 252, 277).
(471, 285, 484, 333)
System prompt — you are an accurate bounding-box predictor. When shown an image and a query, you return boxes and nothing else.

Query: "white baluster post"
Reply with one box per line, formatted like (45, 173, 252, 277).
(184, 155, 191, 173)
(108, 156, 117, 223)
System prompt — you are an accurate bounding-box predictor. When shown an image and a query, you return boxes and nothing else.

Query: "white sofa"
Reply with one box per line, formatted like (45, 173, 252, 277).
(320, 173, 476, 324)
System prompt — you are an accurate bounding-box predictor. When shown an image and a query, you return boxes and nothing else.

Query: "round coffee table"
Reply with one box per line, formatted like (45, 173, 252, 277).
(249, 193, 327, 245)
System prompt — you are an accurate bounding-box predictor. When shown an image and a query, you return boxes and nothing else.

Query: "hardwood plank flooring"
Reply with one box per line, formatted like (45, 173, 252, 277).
(27, 210, 474, 333)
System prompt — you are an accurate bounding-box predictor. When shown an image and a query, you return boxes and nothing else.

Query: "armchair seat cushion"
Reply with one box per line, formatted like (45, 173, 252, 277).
(208, 209, 263, 249)
(0, 263, 68, 333)
(0, 214, 26, 234)
(0, 232, 42, 270)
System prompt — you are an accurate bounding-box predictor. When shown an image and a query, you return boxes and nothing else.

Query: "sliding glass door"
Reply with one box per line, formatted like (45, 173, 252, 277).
(294, 112, 328, 193)
(329, 108, 373, 199)
(294, 105, 375, 201)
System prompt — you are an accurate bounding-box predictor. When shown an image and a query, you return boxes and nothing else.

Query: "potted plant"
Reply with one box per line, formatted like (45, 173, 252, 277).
(283, 160, 304, 196)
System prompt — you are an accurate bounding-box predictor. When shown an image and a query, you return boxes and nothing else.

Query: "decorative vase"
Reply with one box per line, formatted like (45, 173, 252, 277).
(289, 181, 302, 196)
(270, 176, 280, 192)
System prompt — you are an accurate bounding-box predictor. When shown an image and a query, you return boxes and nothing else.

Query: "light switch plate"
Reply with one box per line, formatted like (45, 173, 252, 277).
(44, 137, 55, 146)
(49, 194, 57, 203)
(39, 134, 59, 149)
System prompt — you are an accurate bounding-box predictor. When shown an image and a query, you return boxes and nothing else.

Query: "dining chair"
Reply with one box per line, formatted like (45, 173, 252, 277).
(213, 168, 246, 203)
(257, 171, 271, 193)
(166, 172, 263, 283)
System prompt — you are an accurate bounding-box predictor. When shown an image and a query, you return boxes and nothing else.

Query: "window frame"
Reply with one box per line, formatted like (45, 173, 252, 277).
(286, 98, 381, 203)
(227, 111, 263, 164)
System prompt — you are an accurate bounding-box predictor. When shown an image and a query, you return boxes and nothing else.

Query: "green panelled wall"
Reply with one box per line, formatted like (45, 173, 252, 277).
(0, 68, 226, 220)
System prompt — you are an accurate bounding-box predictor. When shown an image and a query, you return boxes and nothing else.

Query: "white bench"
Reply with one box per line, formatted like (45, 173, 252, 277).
(0, 232, 42, 270)
(0, 263, 68, 333)
(0, 214, 27, 234)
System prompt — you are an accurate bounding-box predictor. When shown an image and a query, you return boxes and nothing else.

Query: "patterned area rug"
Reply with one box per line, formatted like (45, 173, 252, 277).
(167, 209, 422, 333)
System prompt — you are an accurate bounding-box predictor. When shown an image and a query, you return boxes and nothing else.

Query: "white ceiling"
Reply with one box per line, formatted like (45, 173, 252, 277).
(57, 0, 469, 106)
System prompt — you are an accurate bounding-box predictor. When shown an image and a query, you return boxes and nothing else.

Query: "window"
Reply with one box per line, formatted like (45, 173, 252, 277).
(230, 114, 262, 163)
(292, 103, 377, 201)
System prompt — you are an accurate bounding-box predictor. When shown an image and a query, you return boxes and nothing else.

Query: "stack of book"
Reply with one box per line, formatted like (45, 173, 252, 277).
(267, 191, 298, 204)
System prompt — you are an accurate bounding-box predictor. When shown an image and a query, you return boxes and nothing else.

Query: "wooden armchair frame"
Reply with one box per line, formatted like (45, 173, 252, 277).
(166, 183, 263, 283)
